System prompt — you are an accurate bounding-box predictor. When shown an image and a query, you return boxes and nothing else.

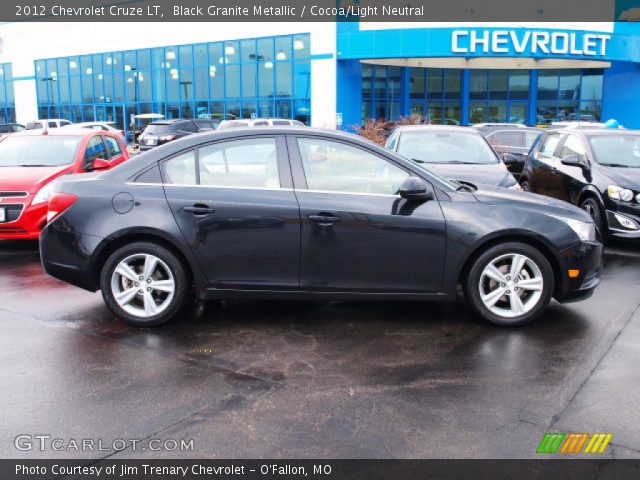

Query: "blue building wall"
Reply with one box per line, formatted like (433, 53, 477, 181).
(336, 22, 640, 130)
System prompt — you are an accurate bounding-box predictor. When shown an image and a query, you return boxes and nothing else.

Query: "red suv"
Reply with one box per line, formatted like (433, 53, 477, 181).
(0, 128, 130, 240)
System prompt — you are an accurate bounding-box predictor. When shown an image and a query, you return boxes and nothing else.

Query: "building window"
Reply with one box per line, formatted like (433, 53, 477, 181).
(363, 66, 463, 125)
(536, 69, 603, 125)
(0, 63, 16, 123)
(35, 33, 311, 135)
(469, 70, 530, 124)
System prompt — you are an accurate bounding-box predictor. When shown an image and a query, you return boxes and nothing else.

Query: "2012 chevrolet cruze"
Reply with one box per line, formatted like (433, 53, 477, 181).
(40, 128, 602, 327)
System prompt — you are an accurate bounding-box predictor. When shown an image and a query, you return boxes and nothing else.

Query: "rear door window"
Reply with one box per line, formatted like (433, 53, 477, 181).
(103, 136, 122, 158)
(162, 150, 197, 185)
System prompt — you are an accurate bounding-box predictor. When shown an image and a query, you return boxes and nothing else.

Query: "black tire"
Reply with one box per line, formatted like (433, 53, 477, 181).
(464, 242, 555, 327)
(100, 241, 189, 327)
(520, 180, 532, 192)
(580, 197, 604, 236)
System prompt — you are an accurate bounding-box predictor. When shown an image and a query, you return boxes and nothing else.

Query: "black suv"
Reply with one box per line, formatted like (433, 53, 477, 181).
(520, 128, 640, 240)
(138, 119, 216, 151)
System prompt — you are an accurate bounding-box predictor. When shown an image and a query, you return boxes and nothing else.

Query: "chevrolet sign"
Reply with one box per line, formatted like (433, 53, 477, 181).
(452, 30, 610, 57)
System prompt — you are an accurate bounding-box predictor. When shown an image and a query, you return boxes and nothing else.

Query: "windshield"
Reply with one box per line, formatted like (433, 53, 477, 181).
(589, 134, 640, 168)
(398, 131, 499, 165)
(0, 136, 80, 167)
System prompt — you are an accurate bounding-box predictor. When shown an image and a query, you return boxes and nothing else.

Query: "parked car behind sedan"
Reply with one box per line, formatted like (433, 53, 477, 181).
(217, 118, 305, 130)
(138, 118, 216, 151)
(41, 127, 601, 328)
(64, 121, 126, 144)
(0, 123, 25, 134)
(520, 128, 640, 240)
(0, 129, 129, 240)
(25, 119, 73, 130)
(484, 128, 543, 179)
(385, 125, 520, 190)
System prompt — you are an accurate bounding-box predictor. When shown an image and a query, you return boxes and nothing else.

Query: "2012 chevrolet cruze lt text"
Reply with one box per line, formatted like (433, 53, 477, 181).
(40, 128, 602, 327)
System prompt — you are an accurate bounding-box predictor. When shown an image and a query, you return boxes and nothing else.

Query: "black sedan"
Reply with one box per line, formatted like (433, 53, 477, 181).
(385, 125, 520, 190)
(41, 128, 602, 327)
(520, 128, 640, 240)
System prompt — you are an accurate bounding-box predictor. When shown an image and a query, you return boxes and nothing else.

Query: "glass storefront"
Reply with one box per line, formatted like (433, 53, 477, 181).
(536, 68, 603, 125)
(0, 64, 16, 123)
(361, 66, 604, 126)
(35, 33, 311, 134)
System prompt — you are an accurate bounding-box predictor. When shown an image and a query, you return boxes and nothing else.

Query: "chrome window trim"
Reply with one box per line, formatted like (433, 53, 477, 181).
(127, 182, 400, 198)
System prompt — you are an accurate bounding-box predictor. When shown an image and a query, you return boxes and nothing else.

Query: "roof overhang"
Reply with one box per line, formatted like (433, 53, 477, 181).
(360, 57, 611, 69)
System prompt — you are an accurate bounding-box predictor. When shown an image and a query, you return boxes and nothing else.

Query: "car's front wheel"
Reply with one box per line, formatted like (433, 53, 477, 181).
(580, 197, 604, 236)
(100, 242, 189, 327)
(520, 180, 532, 192)
(465, 242, 554, 326)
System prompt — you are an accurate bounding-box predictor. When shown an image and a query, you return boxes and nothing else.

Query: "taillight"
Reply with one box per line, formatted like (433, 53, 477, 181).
(159, 134, 176, 141)
(47, 192, 78, 223)
(120, 130, 125, 137)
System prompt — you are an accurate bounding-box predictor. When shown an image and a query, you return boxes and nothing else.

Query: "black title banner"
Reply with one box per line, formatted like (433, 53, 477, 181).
(2, 459, 640, 480)
(5, 0, 635, 22)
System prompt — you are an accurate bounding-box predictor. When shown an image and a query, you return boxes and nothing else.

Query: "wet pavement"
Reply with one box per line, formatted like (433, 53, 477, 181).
(1, 239, 639, 459)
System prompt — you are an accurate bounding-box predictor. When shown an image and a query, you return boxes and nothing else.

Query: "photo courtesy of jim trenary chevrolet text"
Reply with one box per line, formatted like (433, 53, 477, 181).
(0, 0, 639, 479)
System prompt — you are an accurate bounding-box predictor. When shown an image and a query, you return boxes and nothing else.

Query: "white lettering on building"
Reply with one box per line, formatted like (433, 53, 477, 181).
(451, 30, 610, 56)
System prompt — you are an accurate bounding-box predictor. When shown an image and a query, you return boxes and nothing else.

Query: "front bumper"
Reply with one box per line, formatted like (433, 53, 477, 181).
(0, 201, 47, 240)
(604, 203, 640, 239)
(554, 240, 603, 303)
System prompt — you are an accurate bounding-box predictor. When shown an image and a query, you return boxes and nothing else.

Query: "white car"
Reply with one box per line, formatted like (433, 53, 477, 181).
(25, 119, 73, 130)
(217, 118, 305, 130)
(63, 121, 127, 144)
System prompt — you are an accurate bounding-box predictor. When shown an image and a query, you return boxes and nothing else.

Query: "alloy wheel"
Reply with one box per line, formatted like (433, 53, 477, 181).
(110, 253, 175, 318)
(478, 253, 544, 319)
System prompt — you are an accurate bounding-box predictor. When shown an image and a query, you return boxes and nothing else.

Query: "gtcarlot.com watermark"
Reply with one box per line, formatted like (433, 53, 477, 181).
(15, 434, 194, 452)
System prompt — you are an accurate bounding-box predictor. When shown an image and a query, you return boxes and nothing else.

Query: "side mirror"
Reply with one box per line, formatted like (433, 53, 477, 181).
(502, 153, 521, 166)
(399, 176, 433, 201)
(561, 154, 589, 170)
(90, 158, 110, 171)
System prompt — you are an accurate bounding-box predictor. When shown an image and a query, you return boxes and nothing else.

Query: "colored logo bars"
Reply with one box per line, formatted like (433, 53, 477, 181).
(537, 432, 612, 454)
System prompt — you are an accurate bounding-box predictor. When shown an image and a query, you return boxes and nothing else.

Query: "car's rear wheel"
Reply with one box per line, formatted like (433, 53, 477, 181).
(520, 180, 532, 192)
(100, 242, 188, 327)
(580, 197, 604, 235)
(465, 242, 554, 326)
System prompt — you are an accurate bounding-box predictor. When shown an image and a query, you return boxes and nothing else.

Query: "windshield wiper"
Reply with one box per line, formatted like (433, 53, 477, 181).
(601, 163, 634, 168)
(411, 158, 428, 164)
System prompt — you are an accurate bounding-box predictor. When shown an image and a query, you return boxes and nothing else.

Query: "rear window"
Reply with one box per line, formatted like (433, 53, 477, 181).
(143, 124, 175, 134)
(25, 122, 43, 130)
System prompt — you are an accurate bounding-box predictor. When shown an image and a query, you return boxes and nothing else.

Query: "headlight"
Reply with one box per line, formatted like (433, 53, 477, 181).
(550, 215, 597, 242)
(607, 185, 634, 202)
(508, 183, 522, 191)
(32, 180, 58, 205)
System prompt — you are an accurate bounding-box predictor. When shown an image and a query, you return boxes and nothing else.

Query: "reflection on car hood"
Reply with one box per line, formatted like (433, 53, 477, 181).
(419, 162, 514, 187)
(473, 185, 593, 222)
(599, 166, 640, 189)
(0, 165, 69, 192)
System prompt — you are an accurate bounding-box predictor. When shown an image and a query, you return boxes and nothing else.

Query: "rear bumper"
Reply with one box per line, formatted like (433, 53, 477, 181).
(40, 224, 104, 291)
(0, 202, 47, 240)
(554, 240, 603, 303)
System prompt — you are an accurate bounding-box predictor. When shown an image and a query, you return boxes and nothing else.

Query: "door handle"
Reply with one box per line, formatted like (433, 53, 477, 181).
(308, 214, 341, 226)
(184, 204, 215, 215)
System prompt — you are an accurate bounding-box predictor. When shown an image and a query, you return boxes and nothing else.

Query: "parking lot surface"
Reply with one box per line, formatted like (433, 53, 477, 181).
(1, 240, 639, 459)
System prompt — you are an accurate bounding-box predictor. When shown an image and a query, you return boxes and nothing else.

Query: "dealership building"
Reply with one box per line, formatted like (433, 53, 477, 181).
(0, 17, 639, 134)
